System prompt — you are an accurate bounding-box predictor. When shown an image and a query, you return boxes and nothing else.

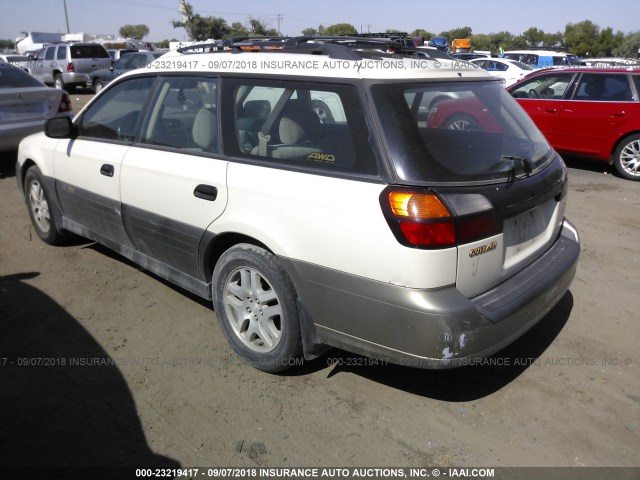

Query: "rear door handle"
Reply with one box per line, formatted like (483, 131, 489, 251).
(100, 164, 114, 177)
(611, 111, 626, 117)
(194, 184, 218, 201)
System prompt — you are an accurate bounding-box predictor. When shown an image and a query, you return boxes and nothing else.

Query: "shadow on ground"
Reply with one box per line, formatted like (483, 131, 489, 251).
(0, 151, 17, 179)
(0, 272, 180, 469)
(295, 292, 574, 401)
(87, 236, 573, 401)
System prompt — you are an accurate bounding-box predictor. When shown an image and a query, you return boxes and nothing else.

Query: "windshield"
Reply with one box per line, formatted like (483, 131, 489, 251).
(371, 80, 553, 183)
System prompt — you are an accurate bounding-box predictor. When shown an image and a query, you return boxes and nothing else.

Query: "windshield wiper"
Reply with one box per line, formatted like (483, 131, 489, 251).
(501, 155, 532, 175)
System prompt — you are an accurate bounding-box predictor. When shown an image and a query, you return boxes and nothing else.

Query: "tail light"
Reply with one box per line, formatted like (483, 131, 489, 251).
(381, 187, 499, 249)
(67, 62, 75, 72)
(57, 93, 72, 114)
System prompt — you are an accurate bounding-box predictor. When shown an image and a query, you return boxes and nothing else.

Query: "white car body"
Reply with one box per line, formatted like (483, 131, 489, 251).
(16, 43, 580, 371)
(470, 58, 534, 87)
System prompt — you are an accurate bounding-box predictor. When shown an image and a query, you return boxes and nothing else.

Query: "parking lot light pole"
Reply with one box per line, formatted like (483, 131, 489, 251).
(63, 0, 70, 33)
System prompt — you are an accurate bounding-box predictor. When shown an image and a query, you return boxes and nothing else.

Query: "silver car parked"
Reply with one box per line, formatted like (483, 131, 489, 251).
(30, 42, 111, 92)
(0, 61, 72, 152)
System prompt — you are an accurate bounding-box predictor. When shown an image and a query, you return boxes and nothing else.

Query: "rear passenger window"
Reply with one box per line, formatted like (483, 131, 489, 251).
(224, 79, 378, 176)
(574, 74, 633, 101)
(139, 76, 219, 154)
(56, 47, 66, 60)
(78, 77, 155, 142)
(633, 75, 640, 99)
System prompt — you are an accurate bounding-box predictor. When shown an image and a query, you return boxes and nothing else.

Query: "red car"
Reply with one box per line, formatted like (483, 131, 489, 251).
(508, 68, 640, 180)
(428, 68, 640, 180)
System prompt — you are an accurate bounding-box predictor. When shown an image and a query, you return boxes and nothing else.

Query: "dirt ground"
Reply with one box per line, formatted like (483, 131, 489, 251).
(1, 97, 639, 470)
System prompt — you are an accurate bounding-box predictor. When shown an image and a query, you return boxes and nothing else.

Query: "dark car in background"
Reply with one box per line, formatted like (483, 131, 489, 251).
(88, 51, 164, 93)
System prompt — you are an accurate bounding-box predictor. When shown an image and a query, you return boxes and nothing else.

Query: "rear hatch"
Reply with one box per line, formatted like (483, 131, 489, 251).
(0, 64, 66, 125)
(69, 44, 111, 74)
(372, 78, 567, 297)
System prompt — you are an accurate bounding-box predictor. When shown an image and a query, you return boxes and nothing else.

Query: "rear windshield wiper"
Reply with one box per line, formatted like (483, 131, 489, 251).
(501, 155, 532, 175)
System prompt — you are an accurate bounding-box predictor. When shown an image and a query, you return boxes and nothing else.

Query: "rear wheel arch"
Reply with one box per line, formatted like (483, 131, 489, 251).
(201, 232, 273, 284)
(610, 130, 640, 164)
(611, 131, 640, 180)
(207, 237, 304, 372)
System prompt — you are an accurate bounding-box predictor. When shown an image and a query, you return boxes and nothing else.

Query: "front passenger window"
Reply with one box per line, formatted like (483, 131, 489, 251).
(78, 77, 154, 142)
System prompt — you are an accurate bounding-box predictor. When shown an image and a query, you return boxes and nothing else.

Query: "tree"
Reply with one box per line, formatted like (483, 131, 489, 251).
(411, 29, 435, 41)
(597, 27, 624, 57)
(519, 27, 545, 48)
(155, 38, 178, 49)
(248, 18, 278, 36)
(439, 26, 472, 40)
(301, 27, 318, 36)
(0, 39, 15, 50)
(543, 32, 564, 50)
(614, 31, 640, 59)
(230, 22, 249, 38)
(119, 24, 149, 40)
(172, 0, 230, 40)
(469, 33, 493, 52)
(323, 23, 358, 36)
(564, 20, 599, 57)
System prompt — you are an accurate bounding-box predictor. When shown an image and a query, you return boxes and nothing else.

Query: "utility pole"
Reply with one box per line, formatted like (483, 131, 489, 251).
(276, 14, 283, 35)
(63, 0, 70, 33)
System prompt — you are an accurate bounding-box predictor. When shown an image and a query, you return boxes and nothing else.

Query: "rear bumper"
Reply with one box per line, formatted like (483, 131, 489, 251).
(62, 72, 90, 86)
(283, 220, 580, 368)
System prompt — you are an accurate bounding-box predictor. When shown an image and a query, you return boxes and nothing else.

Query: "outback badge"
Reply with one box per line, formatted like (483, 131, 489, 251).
(469, 241, 497, 257)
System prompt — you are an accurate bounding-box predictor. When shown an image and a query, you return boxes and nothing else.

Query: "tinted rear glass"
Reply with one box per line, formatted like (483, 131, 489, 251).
(0, 62, 43, 88)
(371, 80, 553, 183)
(70, 45, 110, 59)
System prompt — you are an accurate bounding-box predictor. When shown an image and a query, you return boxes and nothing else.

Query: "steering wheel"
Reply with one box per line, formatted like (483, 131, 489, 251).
(529, 89, 540, 99)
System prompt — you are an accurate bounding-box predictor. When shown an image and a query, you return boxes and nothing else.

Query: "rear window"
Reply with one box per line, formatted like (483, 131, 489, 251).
(3, 55, 28, 63)
(371, 80, 553, 184)
(0, 62, 43, 88)
(70, 45, 110, 59)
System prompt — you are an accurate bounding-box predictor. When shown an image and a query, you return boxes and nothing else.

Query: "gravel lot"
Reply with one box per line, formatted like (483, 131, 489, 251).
(1, 94, 639, 471)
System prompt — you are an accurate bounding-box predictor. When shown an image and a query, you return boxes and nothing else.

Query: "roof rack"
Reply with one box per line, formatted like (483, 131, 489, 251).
(176, 35, 444, 62)
(345, 32, 410, 39)
(176, 40, 228, 53)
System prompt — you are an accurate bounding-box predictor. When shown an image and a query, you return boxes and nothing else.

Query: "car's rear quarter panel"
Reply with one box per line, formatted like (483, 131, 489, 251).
(217, 162, 458, 289)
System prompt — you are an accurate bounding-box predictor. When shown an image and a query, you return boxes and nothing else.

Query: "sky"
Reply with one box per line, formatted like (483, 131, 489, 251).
(1, 0, 639, 43)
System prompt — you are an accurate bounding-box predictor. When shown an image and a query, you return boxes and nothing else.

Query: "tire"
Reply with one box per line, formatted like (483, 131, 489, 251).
(53, 74, 64, 90)
(212, 244, 302, 372)
(443, 114, 481, 131)
(93, 80, 104, 94)
(613, 134, 640, 181)
(312, 99, 335, 124)
(24, 166, 71, 245)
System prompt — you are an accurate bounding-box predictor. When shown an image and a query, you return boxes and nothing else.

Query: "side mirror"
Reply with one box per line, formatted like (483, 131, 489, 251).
(45, 116, 77, 139)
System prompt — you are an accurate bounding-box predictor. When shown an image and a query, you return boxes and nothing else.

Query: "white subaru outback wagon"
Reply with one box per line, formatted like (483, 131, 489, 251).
(16, 37, 580, 372)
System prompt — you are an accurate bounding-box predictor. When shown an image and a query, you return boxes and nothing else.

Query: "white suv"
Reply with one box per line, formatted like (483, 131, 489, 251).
(16, 37, 580, 372)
